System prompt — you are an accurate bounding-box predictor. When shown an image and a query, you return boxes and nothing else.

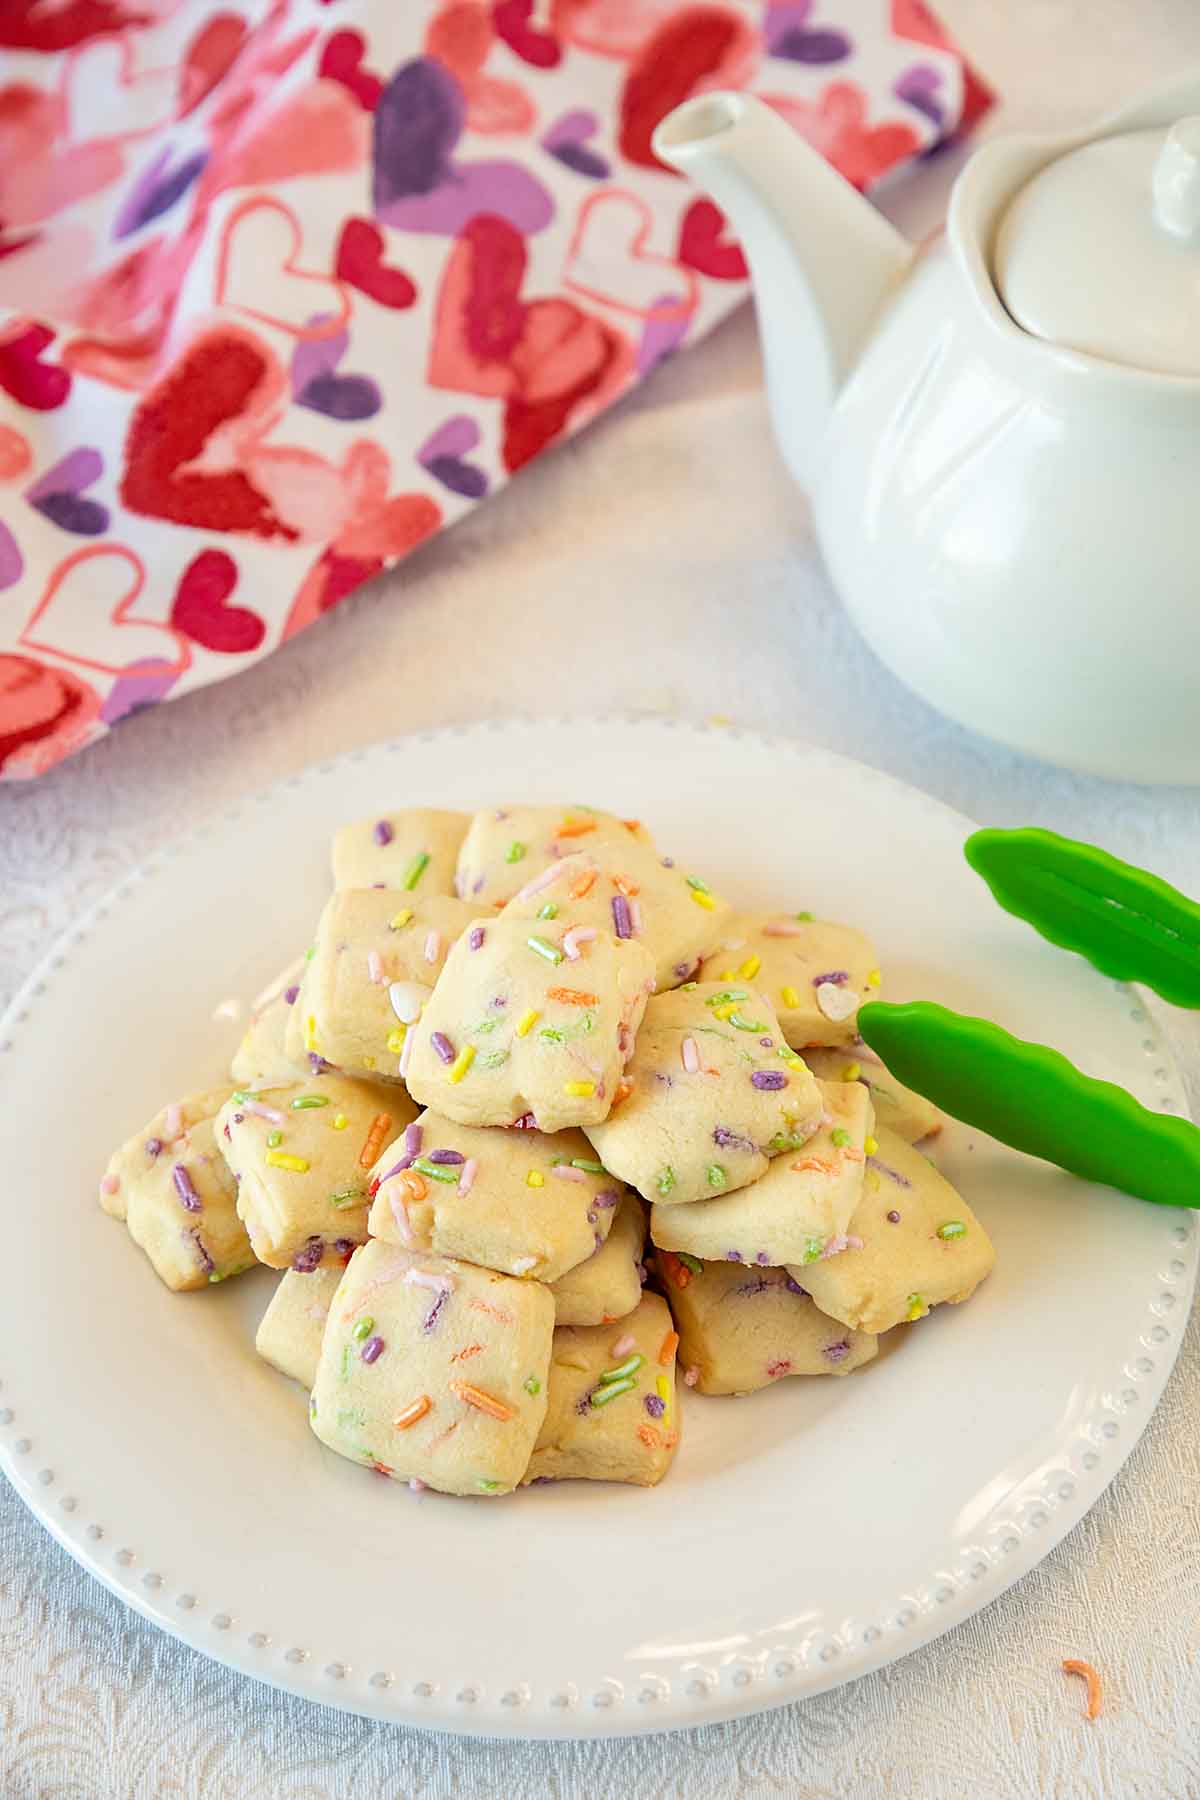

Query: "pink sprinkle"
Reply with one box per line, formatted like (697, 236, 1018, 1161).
(388, 1193, 413, 1244)
(683, 1365, 700, 1387)
(611, 1332, 636, 1357)
(562, 925, 598, 961)
(404, 1268, 454, 1293)
(762, 921, 808, 938)
(100, 1172, 120, 1196)
(629, 898, 643, 935)
(681, 1036, 699, 1073)
(820, 1233, 864, 1260)
(409, 1478, 426, 1493)
(457, 1157, 478, 1195)
(399, 1025, 415, 1079)
(551, 1163, 587, 1182)
(243, 1098, 285, 1125)
(163, 1103, 182, 1138)
(424, 930, 441, 964)
(367, 950, 385, 985)
(513, 858, 573, 901)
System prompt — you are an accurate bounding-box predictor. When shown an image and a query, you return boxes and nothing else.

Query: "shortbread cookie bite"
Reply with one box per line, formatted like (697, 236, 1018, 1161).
(231, 958, 311, 1085)
(310, 1241, 553, 1496)
(455, 806, 653, 908)
(699, 916, 879, 1049)
(367, 1112, 619, 1282)
(663, 1258, 877, 1394)
(524, 1292, 679, 1487)
(550, 1192, 646, 1326)
(650, 1079, 872, 1266)
(287, 889, 481, 1081)
(793, 1127, 996, 1333)
(585, 982, 822, 1206)
(331, 809, 468, 892)
(101, 1086, 254, 1291)
(256, 1266, 344, 1387)
(217, 1075, 415, 1270)
(801, 1047, 940, 1143)
(403, 916, 654, 1132)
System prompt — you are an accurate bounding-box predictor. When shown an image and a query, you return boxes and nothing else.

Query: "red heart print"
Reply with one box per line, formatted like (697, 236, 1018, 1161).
(0, 653, 99, 779)
(170, 548, 266, 654)
(0, 323, 72, 411)
(121, 326, 297, 539)
(677, 198, 748, 280)
(492, 0, 561, 68)
(318, 28, 384, 111)
(178, 13, 249, 118)
(19, 544, 190, 678)
(619, 6, 755, 170)
(428, 215, 529, 399)
(335, 218, 417, 310)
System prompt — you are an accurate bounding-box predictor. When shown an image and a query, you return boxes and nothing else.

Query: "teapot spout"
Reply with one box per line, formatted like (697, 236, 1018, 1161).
(654, 93, 913, 488)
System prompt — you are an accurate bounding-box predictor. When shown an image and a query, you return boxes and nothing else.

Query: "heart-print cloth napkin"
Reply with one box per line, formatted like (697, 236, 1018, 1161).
(0, 1, 990, 780)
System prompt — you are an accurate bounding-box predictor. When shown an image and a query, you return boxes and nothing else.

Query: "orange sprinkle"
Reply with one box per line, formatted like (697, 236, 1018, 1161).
(469, 1296, 515, 1325)
(450, 1342, 484, 1362)
(611, 874, 640, 897)
(358, 1112, 392, 1170)
(392, 1395, 431, 1431)
(449, 1380, 514, 1422)
(397, 1169, 428, 1202)
(658, 1330, 680, 1365)
(636, 1424, 661, 1450)
(557, 818, 597, 838)
(664, 1430, 679, 1450)
(569, 870, 597, 899)
(1062, 1659, 1102, 1720)
(843, 1147, 865, 1163)
(659, 1250, 691, 1289)
(622, 819, 641, 833)
(546, 986, 598, 1006)
(611, 1080, 633, 1109)
(793, 1155, 836, 1175)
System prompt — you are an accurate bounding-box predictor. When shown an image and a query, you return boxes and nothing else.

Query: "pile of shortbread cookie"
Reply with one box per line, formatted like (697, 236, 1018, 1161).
(100, 805, 995, 1498)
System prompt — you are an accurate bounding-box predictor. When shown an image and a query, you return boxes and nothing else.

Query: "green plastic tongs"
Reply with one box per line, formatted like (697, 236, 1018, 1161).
(857, 828, 1200, 1209)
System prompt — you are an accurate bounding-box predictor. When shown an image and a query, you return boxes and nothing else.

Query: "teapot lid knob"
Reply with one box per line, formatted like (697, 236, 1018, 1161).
(1152, 116, 1200, 238)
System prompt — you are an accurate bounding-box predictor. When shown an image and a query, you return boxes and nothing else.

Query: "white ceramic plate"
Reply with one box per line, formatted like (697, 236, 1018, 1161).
(0, 719, 1195, 1740)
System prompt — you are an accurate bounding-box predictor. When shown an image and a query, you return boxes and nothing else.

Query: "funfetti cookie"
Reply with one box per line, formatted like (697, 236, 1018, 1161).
(585, 982, 823, 1206)
(455, 806, 654, 909)
(331, 809, 468, 892)
(550, 1192, 646, 1327)
(366, 1111, 619, 1283)
(501, 847, 733, 993)
(523, 1292, 678, 1487)
(100, 1086, 254, 1291)
(802, 1047, 941, 1143)
(231, 957, 311, 1085)
(286, 889, 482, 1082)
(663, 1259, 877, 1395)
(792, 1126, 996, 1334)
(256, 1266, 344, 1388)
(699, 916, 880, 1049)
(216, 1074, 415, 1270)
(649, 1078, 872, 1266)
(309, 1240, 553, 1496)
(402, 916, 654, 1133)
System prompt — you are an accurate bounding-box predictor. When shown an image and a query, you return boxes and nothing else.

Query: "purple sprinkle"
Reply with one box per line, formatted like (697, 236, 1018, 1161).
(493, 994, 508, 1009)
(673, 960, 694, 980)
(423, 1288, 449, 1332)
(868, 1156, 912, 1189)
(145, 1136, 163, 1159)
(734, 1275, 773, 1296)
(472, 875, 485, 895)
(575, 1383, 600, 1416)
(372, 882, 386, 890)
(379, 1154, 414, 1181)
(824, 1339, 851, 1363)
(785, 1277, 806, 1296)
(594, 1230, 604, 1251)
(725, 1249, 743, 1262)
(427, 1148, 465, 1165)
(759, 1036, 774, 1048)
(403, 1123, 422, 1157)
(812, 970, 849, 987)
(653, 1071, 675, 1088)
(751, 1070, 788, 1091)
(661, 857, 675, 868)
(283, 985, 299, 1006)
(755, 1251, 771, 1265)
(191, 1231, 214, 1275)
(361, 1334, 385, 1364)
(611, 894, 633, 939)
(333, 1238, 355, 1256)
(468, 926, 485, 951)
(231, 1114, 243, 1126)
(309, 1053, 331, 1075)
(713, 1126, 756, 1152)
(586, 1209, 598, 1225)
(292, 1235, 324, 1273)
(637, 1262, 648, 1285)
(431, 1031, 455, 1064)
(887, 1209, 902, 1223)
(594, 1189, 619, 1208)
(172, 1163, 202, 1213)
(510, 1112, 537, 1130)
(373, 820, 394, 846)
(644, 1394, 666, 1419)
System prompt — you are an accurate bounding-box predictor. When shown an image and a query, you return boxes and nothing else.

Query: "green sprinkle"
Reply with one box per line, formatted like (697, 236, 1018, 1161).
(539, 1027, 565, 1043)
(707, 1163, 726, 1188)
(413, 1157, 459, 1184)
(678, 1251, 703, 1275)
(579, 1012, 596, 1035)
(680, 981, 698, 991)
(801, 1237, 824, 1264)
(527, 934, 563, 965)
(351, 1315, 374, 1341)
(768, 1132, 805, 1153)
(230, 1090, 248, 1104)
(600, 1353, 644, 1383)
(479, 1049, 510, 1069)
(537, 901, 558, 919)
(337, 1408, 365, 1430)
(937, 1220, 967, 1240)
(830, 1127, 851, 1148)
(685, 875, 711, 893)
(478, 1478, 502, 1491)
(524, 1375, 541, 1396)
(266, 1129, 282, 1149)
(305, 945, 317, 961)
(505, 841, 526, 864)
(329, 1185, 363, 1209)
(339, 1344, 351, 1380)
(795, 911, 814, 922)
(473, 1016, 501, 1034)
(906, 1292, 927, 1321)
(591, 1376, 637, 1407)
(291, 1094, 329, 1110)
(403, 851, 430, 891)
(571, 1157, 605, 1174)
(656, 1166, 677, 1196)
(728, 1011, 767, 1033)
(309, 1394, 317, 1420)
(706, 989, 748, 1007)
(207, 1271, 224, 1284)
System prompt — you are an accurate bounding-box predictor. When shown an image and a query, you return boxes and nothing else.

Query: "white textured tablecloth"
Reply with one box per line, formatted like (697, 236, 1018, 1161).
(5, 4, 1200, 1793)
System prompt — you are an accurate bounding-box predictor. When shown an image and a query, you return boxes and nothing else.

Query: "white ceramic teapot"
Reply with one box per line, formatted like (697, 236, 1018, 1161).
(653, 78, 1200, 783)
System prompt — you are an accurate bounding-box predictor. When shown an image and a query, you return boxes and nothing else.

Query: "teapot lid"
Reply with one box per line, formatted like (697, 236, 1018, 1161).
(994, 118, 1200, 376)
